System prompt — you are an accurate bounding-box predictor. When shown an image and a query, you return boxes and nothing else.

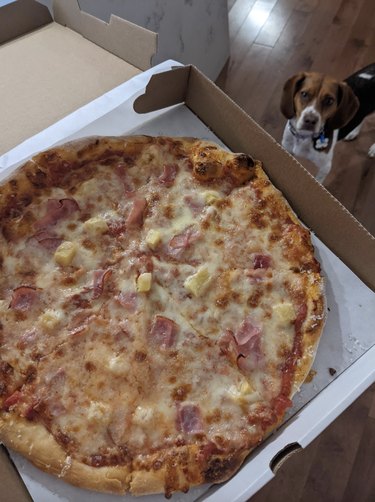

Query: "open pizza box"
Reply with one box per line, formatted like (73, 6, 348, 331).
(1, 2, 375, 502)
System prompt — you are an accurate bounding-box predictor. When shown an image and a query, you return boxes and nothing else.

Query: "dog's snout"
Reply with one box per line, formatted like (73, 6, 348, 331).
(303, 114, 318, 126)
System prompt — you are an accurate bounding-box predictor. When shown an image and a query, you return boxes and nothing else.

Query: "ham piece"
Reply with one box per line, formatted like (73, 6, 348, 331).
(177, 403, 204, 434)
(31, 230, 63, 250)
(158, 164, 178, 187)
(219, 317, 263, 372)
(92, 269, 112, 299)
(116, 292, 138, 313)
(234, 316, 262, 357)
(167, 226, 200, 259)
(253, 254, 271, 269)
(126, 198, 147, 228)
(149, 316, 178, 349)
(34, 198, 79, 230)
(3, 390, 22, 411)
(10, 286, 38, 311)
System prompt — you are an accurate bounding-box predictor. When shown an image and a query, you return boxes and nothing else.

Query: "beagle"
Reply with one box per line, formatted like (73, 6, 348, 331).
(280, 63, 375, 183)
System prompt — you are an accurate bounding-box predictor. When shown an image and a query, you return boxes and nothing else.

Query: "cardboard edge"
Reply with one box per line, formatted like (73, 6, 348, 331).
(133, 65, 375, 291)
(0, 0, 52, 45)
(53, 0, 157, 70)
(133, 66, 191, 113)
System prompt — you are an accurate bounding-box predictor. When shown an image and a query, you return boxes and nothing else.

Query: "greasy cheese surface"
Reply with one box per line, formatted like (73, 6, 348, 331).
(0, 136, 324, 493)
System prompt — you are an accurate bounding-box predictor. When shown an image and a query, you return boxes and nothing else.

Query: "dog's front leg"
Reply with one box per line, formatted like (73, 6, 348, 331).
(314, 156, 332, 183)
(281, 124, 294, 154)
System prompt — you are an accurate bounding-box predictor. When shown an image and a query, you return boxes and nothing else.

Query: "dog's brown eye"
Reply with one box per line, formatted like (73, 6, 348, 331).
(323, 96, 334, 107)
(300, 91, 309, 99)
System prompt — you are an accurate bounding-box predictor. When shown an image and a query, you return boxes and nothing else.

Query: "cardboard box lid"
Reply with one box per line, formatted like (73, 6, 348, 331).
(134, 66, 375, 292)
(0, 0, 157, 155)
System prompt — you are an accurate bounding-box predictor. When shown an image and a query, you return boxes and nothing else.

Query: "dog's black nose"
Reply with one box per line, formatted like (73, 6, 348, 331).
(303, 114, 318, 127)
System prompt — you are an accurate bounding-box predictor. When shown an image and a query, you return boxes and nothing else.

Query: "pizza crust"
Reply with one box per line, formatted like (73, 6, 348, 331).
(0, 415, 131, 494)
(0, 414, 251, 496)
(293, 275, 326, 394)
(249, 164, 327, 394)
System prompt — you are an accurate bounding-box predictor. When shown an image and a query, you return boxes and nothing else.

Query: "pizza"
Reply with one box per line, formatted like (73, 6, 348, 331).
(0, 136, 325, 497)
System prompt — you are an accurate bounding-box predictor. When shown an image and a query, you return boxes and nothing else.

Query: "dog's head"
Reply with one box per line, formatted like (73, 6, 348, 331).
(280, 72, 359, 134)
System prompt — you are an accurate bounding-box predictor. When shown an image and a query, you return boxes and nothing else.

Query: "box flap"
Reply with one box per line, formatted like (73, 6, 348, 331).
(134, 66, 375, 291)
(53, 0, 157, 71)
(0, 0, 52, 45)
(0, 22, 144, 155)
(134, 66, 190, 113)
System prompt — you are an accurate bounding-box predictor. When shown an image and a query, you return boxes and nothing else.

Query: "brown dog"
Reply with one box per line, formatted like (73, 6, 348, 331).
(280, 66, 375, 182)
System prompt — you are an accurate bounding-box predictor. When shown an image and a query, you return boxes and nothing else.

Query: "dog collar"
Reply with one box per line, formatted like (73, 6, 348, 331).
(314, 130, 329, 150)
(288, 121, 329, 150)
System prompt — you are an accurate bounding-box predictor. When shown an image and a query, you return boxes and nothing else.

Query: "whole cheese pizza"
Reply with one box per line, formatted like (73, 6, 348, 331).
(0, 136, 325, 497)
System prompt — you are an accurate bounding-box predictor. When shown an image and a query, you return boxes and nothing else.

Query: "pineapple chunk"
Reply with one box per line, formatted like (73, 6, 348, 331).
(184, 266, 211, 297)
(83, 216, 108, 234)
(239, 380, 253, 395)
(137, 272, 152, 292)
(54, 241, 77, 266)
(228, 380, 254, 401)
(76, 178, 98, 197)
(202, 190, 221, 204)
(39, 309, 63, 330)
(145, 229, 162, 250)
(272, 302, 295, 323)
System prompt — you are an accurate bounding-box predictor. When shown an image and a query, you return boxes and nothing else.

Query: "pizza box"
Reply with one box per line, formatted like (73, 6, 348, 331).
(0, 45, 375, 502)
(0, 0, 158, 156)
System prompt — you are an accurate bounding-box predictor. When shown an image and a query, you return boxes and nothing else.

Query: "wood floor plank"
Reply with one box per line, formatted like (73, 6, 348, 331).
(255, 0, 297, 47)
(293, 0, 319, 13)
(341, 416, 375, 502)
(249, 437, 322, 502)
(326, 111, 375, 231)
(228, 0, 258, 44)
(332, 0, 375, 77)
(220, 42, 272, 101)
(240, 9, 311, 120)
(369, 384, 375, 419)
(296, 384, 373, 502)
(227, 0, 279, 78)
(312, 0, 366, 76)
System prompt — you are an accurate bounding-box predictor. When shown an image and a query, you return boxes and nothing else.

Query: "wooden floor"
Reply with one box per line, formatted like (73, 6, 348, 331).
(217, 1, 375, 501)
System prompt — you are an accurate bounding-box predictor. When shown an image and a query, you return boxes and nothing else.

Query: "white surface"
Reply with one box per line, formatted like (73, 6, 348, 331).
(2, 61, 375, 502)
(38, 0, 229, 80)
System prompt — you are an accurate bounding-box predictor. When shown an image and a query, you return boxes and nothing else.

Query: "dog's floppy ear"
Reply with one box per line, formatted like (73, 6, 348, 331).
(326, 82, 359, 131)
(280, 73, 306, 119)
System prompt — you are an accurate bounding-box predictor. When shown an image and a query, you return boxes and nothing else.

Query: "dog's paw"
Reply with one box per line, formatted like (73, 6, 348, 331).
(343, 127, 360, 141)
(368, 143, 375, 158)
